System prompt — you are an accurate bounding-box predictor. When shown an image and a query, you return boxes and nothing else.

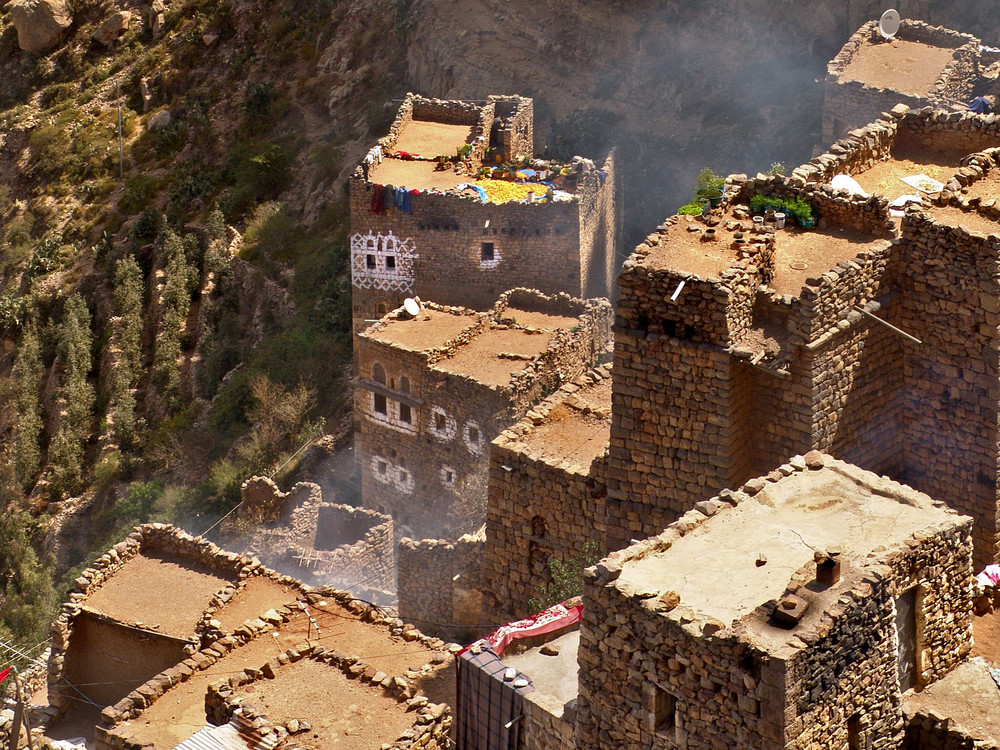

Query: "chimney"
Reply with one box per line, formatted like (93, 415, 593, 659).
(814, 548, 842, 586)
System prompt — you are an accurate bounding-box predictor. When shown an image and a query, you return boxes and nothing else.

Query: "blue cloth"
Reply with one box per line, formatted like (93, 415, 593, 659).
(969, 96, 992, 114)
(398, 187, 411, 213)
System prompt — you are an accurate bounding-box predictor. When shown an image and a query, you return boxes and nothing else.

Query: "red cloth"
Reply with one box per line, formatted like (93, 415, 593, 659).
(370, 184, 385, 214)
(460, 601, 583, 656)
(0, 668, 10, 684)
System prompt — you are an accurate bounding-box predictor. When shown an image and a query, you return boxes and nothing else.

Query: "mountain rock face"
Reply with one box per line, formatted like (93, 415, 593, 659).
(9, 0, 72, 53)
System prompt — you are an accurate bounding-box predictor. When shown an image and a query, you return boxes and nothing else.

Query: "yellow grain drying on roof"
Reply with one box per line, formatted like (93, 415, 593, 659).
(474, 179, 551, 203)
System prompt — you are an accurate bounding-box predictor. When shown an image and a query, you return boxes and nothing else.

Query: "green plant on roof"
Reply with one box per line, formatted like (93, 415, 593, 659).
(766, 162, 786, 176)
(694, 167, 725, 199)
(457, 143, 473, 158)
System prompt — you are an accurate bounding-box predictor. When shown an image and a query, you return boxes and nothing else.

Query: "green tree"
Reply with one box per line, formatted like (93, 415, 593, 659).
(112, 256, 145, 447)
(49, 295, 95, 499)
(0, 511, 57, 647)
(528, 542, 602, 613)
(13, 321, 43, 491)
(153, 229, 197, 409)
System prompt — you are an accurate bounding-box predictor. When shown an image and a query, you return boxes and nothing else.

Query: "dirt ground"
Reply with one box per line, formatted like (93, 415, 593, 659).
(392, 120, 474, 158)
(369, 308, 478, 351)
(770, 227, 891, 296)
(367, 158, 468, 192)
(851, 147, 966, 198)
(82, 553, 235, 639)
(111, 601, 451, 750)
(972, 612, 1000, 665)
(434, 327, 555, 387)
(233, 659, 416, 750)
(213, 578, 301, 634)
(503, 307, 579, 331)
(524, 378, 612, 466)
(645, 217, 738, 279)
(927, 204, 1000, 236)
(965, 173, 1000, 204)
(840, 38, 957, 96)
(903, 657, 1000, 744)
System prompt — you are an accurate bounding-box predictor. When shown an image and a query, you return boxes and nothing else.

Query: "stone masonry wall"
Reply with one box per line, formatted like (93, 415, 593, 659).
(577, 150, 622, 302)
(522, 689, 575, 750)
(577, 454, 973, 750)
(288, 503, 395, 592)
(895, 210, 1000, 568)
(605, 329, 752, 548)
(823, 20, 980, 143)
(397, 529, 488, 643)
(485, 366, 611, 622)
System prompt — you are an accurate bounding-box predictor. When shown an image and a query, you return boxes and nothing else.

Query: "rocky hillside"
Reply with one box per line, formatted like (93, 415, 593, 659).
(0, 0, 996, 648)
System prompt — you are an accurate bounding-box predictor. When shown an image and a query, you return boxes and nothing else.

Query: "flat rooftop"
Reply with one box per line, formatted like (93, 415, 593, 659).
(769, 225, 890, 296)
(616, 458, 955, 631)
(82, 552, 235, 639)
(502, 629, 580, 707)
(109, 595, 451, 750)
(839, 38, 957, 96)
(433, 325, 558, 388)
(646, 212, 889, 297)
(848, 143, 966, 200)
(519, 376, 612, 468)
(926, 204, 1000, 235)
(230, 658, 416, 750)
(392, 119, 474, 157)
(365, 308, 480, 351)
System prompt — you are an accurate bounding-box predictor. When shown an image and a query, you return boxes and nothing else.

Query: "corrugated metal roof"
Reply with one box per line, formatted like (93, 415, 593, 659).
(172, 718, 281, 750)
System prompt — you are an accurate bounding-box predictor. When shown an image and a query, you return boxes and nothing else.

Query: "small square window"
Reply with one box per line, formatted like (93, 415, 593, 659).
(481, 242, 495, 262)
(435, 413, 446, 431)
(399, 403, 412, 424)
(469, 426, 479, 443)
(374, 393, 387, 415)
(385, 255, 396, 270)
(366, 254, 376, 269)
(377, 461, 387, 475)
(445, 470, 455, 483)
(653, 686, 676, 734)
(399, 469, 410, 483)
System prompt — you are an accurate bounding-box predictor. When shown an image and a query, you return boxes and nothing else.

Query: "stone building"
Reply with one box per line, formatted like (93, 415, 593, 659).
(605, 104, 1000, 567)
(348, 93, 621, 332)
(484, 365, 611, 621)
(822, 19, 981, 143)
(354, 288, 612, 539)
(576, 454, 973, 750)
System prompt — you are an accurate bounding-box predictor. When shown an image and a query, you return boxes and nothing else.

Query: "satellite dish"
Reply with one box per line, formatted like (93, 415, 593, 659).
(403, 297, 421, 317)
(879, 9, 901, 40)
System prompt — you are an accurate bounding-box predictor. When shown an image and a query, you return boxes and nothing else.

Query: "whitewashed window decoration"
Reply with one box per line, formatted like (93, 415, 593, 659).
(463, 420, 484, 455)
(429, 406, 458, 442)
(351, 230, 419, 292)
(371, 455, 391, 484)
(479, 241, 501, 270)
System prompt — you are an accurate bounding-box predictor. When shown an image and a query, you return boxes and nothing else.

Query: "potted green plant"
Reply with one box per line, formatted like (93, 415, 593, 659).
(694, 167, 726, 207)
(787, 197, 816, 227)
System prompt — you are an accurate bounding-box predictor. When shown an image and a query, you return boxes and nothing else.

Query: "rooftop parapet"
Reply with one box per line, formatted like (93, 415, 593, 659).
(354, 92, 604, 206)
(359, 289, 611, 394)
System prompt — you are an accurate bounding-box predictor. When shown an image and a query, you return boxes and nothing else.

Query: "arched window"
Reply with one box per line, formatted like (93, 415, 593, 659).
(372, 363, 386, 384)
(375, 301, 388, 317)
(399, 376, 410, 394)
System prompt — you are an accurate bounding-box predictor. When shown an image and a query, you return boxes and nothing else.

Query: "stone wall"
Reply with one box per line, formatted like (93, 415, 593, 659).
(238, 476, 318, 523)
(397, 529, 487, 642)
(203, 645, 452, 750)
(522, 690, 575, 750)
(904, 709, 999, 750)
(892, 210, 1000, 568)
(576, 455, 973, 750)
(823, 20, 980, 142)
(290, 503, 394, 592)
(485, 366, 611, 621)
